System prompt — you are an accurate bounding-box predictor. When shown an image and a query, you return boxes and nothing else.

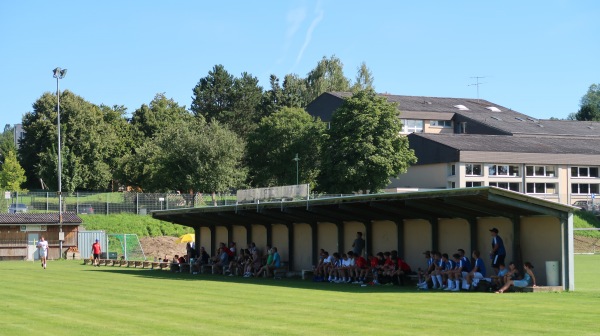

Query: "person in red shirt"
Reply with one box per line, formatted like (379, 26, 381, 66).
(353, 253, 369, 284)
(91, 239, 101, 267)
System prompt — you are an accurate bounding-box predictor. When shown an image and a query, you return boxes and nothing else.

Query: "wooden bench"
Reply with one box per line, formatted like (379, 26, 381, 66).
(83, 259, 92, 265)
(127, 260, 136, 267)
(273, 262, 289, 279)
(143, 261, 152, 269)
(119, 260, 127, 266)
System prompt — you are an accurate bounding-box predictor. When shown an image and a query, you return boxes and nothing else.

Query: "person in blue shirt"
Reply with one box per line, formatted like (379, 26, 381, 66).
(464, 250, 486, 290)
(489, 228, 506, 275)
(457, 248, 471, 273)
(496, 261, 537, 293)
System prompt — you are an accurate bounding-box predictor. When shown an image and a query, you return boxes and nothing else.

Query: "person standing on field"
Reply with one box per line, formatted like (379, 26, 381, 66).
(37, 236, 49, 269)
(92, 239, 102, 267)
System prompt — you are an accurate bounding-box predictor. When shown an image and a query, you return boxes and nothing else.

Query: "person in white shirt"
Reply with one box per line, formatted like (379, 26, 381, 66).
(37, 236, 49, 269)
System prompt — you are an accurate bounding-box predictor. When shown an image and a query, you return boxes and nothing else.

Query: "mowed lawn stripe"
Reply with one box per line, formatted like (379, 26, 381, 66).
(0, 256, 599, 335)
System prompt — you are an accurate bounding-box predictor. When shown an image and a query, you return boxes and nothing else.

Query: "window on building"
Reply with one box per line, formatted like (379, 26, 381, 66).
(448, 181, 456, 189)
(465, 164, 482, 176)
(429, 120, 452, 127)
(401, 119, 424, 133)
(571, 167, 599, 178)
(571, 184, 600, 194)
(466, 181, 483, 188)
(448, 164, 456, 176)
(489, 182, 520, 192)
(488, 164, 520, 177)
(525, 165, 556, 177)
(526, 183, 556, 194)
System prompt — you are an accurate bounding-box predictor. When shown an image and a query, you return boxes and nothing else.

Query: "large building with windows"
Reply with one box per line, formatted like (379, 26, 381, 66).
(306, 92, 600, 206)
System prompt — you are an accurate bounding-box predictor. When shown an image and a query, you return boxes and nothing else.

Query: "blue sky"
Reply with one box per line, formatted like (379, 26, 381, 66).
(1, 1, 598, 126)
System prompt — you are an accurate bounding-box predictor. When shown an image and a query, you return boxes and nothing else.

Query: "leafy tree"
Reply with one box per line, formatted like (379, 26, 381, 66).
(19, 91, 124, 191)
(281, 74, 309, 108)
(190, 64, 234, 122)
(0, 125, 16, 160)
(124, 119, 246, 196)
(306, 55, 351, 103)
(260, 75, 284, 117)
(318, 89, 417, 194)
(352, 62, 375, 91)
(0, 150, 27, 191)
(246, 107, 327, 187)
(130, 93, 192, 142)
(574, 84, 600, 121)
(227, 72, 264, 138)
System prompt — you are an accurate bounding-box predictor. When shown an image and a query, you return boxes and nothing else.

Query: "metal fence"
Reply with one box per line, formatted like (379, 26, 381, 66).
(2, 191, 241, 215)
(2, 190, 359, 215)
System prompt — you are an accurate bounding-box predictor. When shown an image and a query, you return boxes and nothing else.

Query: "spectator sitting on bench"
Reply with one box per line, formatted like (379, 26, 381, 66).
(337, 253, 353, 283)
(439, 253, 455, 289)
(212, 244, 230, 274)
(490, 262, 508, 289)
(170, 255, 180, 272)
(192, 247, 210, 274)
(314, 250, 329, 282)
(244, 248, 262, 277)
(255, 246, 280, 277)
(394, 253, 412, 286)
(369, 252, 385, 285)
(353, 252, 369, 284)
(496, 261, 537, 293)
(327, 252, 342, 283)
(464, 250, 486, 291)
(445, 254, 461, 291)
(417, 251, 435, 288)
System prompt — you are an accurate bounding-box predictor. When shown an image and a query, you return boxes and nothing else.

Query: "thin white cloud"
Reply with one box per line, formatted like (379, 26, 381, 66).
(292, 0, 324, 70)
(286, 7, 306, 40)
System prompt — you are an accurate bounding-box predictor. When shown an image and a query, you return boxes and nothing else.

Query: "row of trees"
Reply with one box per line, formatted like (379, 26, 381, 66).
(13, 56, 413, 195)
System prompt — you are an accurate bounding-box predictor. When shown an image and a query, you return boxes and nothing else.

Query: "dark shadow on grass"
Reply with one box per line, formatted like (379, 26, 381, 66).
(80, 265, 431, 294)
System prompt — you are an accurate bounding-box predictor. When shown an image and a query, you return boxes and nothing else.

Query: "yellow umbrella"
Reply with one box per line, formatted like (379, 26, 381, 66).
(176, 233, 195, 244)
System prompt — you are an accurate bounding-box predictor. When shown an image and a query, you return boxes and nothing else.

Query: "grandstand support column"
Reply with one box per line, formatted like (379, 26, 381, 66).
(512, 216, 522, 269)
(246, 224, 252, 247)
(562, 212, 574, 291)
(430, 218, 439, 252)
(287, 223, 294, 270)
(210, 227, 216, 256)
(365, 221, 373, 257)
(336, 221, 345, 254)
(226, 225, 233, 245)
(396, 220, 405, 258)
(311, 222, 319, 266)
(469, 218, 478, 253)
(194, 226, 200, 249)
(266, 224, 272, 247)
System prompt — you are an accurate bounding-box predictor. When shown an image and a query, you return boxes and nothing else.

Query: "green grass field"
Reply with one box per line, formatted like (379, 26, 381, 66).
(1, 256, 599, 335)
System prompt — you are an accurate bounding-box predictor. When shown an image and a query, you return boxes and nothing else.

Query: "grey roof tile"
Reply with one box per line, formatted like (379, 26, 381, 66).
(412, 133, 600, 155)
(0, 213, 82, 224)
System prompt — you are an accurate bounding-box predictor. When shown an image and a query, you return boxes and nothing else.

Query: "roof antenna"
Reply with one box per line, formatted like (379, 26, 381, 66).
(468, 76, 487, 101)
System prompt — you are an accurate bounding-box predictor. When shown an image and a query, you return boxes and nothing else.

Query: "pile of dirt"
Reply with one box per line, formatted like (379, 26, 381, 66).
(574, 235, 600, 254)
(139, 236, 187, 260)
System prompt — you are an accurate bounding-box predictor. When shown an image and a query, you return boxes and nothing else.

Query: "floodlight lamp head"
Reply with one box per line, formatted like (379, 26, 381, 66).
(53, 67, 67, 79)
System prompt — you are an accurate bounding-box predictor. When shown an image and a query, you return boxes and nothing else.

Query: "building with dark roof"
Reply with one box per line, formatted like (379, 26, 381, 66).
(306, 91, 600, 206)
(0, 213, 82, 260)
